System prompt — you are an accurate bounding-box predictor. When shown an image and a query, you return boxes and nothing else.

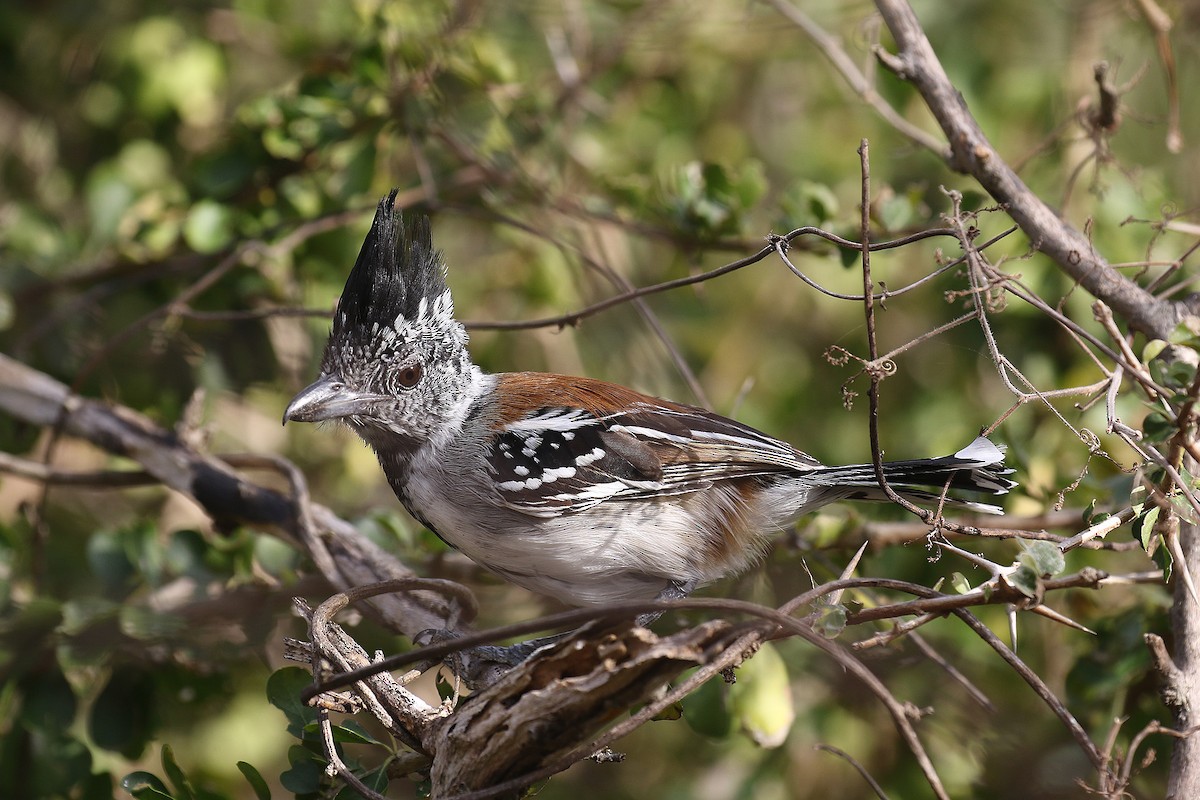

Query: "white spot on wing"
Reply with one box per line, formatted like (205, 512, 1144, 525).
(575, 447, 606, 467)
(541, 466, 576, 482)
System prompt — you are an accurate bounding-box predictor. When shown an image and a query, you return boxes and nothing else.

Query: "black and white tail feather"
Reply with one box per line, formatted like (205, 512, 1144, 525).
(804, 436, 1014, 515)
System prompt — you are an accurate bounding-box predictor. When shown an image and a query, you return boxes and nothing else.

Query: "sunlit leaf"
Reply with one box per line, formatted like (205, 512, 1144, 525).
(183, 200, 234, 253)
(728, 643, 794, 748)
(949, 572, 972, 594)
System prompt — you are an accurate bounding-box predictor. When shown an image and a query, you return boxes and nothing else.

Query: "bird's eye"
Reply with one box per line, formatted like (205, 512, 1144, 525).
(397, 363, 424, 389)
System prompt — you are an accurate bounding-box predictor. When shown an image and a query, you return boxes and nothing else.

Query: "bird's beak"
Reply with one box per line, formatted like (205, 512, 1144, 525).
(283, 375, 371, 425)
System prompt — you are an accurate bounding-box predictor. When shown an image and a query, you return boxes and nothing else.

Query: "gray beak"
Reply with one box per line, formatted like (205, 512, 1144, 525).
(283, 375, 370, 425)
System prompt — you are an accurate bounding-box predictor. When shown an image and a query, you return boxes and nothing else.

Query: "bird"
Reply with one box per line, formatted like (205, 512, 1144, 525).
(284, 190, 1014, 610)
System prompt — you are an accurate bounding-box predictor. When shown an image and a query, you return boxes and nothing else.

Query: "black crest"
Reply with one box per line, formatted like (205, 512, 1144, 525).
(334, 190, 448, 338)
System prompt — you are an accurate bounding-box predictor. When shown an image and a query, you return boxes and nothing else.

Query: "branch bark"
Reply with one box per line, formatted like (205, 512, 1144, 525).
(1166, 520, 1200, 798)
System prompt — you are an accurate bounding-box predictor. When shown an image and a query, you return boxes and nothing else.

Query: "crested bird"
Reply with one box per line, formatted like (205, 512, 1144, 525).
(284, 190, 1013, 610)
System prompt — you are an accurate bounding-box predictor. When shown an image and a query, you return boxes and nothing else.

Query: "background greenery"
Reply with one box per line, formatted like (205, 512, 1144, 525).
(2, 0, 1197, 797)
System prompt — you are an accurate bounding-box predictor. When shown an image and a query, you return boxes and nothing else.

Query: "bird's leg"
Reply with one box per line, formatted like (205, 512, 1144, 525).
(636, 578, 697, 627)
(412, 628, 571, 688)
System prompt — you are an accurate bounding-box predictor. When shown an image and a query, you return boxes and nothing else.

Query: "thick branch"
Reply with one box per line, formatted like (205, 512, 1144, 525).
(426, 620, 741, 797)
(873, 0, 1190, 339)
(1166, 519, 1200, 798)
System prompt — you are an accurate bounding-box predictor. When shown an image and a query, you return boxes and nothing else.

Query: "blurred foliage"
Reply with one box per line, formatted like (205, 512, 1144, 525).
(1, 0, 1198, 798)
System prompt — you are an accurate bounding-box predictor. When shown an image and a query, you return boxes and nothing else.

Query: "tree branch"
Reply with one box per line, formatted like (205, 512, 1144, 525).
(872, 0, 1192, 339)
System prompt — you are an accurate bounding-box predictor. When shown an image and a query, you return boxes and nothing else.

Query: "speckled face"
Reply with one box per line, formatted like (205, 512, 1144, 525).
(315, 192, 475, 445)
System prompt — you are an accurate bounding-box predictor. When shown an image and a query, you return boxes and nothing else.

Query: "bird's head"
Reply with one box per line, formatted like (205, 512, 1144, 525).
(283, 190, 477, 451)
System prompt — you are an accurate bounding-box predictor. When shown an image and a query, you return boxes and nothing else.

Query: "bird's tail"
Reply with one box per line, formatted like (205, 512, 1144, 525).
(807, 437, 1015, 515)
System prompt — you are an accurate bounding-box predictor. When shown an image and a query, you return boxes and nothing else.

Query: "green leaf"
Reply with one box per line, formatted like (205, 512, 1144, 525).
(280, 745, 326, 794)
(1171, 492, 1200, 526)
(164, 529, 214, 581)
(86, 529, 136, 594)
(160, 745, 196, 800)
(20, 669, 77, 735)
(237, 762, 272, 800)
(121, 772, 176, 800)
(1168, 318, 1200, 349)
(1142, 338, 1169, 364)
(1130, 485, 1147, 515)
(86, 166, 137, 245)
(1019, 540, 1065, 578)
(837, 238, 862, 268)
(24, 730, 94, 797)
(119, 520, 167, 587)
(183, 200, 234, 253)
(681, 674, 733, 739)
(326, 720, 383, 746)
(334, 765, 388, 800)
(731, 159, 767, 209)
(876, 192, 916, 231)
(727, 643, 794, 748)
(1149, 357, 1198, 392)
(1134, 506, 1161, 552)
(659, 160, 760, 239)
(89, 669, 155, 759)
(949, 572, 972, 594)
(1168, 359, 1198, 388)
(649, 701, 683, 722)
(958, 190, 990, 211)
(1008, 565, 1039, 598)
(253, 534, 300, 579)
(789, 180, 840, 224)
(267, 667, 317, 739)
(81, 769, 117, 800)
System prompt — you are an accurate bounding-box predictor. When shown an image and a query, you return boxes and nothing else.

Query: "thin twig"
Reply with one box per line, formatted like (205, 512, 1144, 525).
(815, 743, 893, 800)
